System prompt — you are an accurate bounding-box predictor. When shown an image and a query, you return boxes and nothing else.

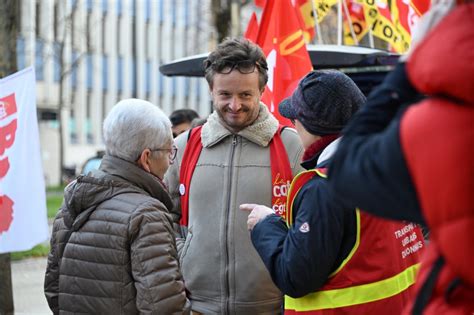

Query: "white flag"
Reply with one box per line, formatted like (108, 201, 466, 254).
(0, 67, 49, 253)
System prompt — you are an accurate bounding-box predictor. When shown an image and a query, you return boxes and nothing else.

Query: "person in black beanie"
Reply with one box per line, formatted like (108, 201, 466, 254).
(241, 70, 424, 314)
(278, 70, 364, 166)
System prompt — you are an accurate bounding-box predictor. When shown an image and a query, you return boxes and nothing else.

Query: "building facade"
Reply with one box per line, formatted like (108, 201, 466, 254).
(17, 0, 214, 185)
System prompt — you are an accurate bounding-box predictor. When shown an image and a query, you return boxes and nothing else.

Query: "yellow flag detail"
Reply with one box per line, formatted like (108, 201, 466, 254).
(356, 0, 408, 52)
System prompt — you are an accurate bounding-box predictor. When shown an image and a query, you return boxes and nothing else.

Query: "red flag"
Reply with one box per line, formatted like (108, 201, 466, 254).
(410, 0, 430, 16)
(256, 0, 313, 126)
(244, 12, 259, 43)
(255, 0, 266, 8)
(343, 0, 368, 45)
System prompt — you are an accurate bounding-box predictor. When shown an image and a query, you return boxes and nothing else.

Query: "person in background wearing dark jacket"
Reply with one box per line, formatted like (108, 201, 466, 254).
(328, 1, 474, 313)
(44, 99, 190, 314)
(241, 70, 424, 314)
(169, 108, 200, 138)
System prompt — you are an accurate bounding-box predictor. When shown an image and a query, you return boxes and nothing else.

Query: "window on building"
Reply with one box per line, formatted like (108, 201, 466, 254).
(53, 42, 62, 82)
(145, 60, 151, 96)
(102, 15, 107, 53)
(86, 118, 94, 144)
(102, 0, 107, 13)
(158, 0, 164, 23)
(171, 1, 176, 26)
(35, 39, 44, 81)
(69, 110, 78, 144)
(71, 51, 78, 87)
(145, 22, 150, 59)
(71, 1, 77, 49)
(86, 0, 93, 11)
(184, 0, 190, 27)
(86, 54, 93, 90)
(131, 11, 137, 96)
(117, 0, 122, 16)
(101, 94, 107, 130)
(158, 73, 163, 97)
(172, 77, 176, 97)
(184, 78, 189, 97)
(86, 93, 94, 144)
(102, 55, 108, 92)
(38, 109, 58, 121)
(117, 57, 123, 92)
(145, 0, 151, 21)
(131, 0, 136, 17)
(184, 78, 190, 106)
(196, 78, 201, 100)
(17, 36, 25, 70)
(131, 58, 136, 94)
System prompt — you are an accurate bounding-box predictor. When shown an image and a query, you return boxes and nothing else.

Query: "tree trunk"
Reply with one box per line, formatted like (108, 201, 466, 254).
(0, 1, 19, 313)
(211, 0, 232, 43)
(59, 47, 65, 185)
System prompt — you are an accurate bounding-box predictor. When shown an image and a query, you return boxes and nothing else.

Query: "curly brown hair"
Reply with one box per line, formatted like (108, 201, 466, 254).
(204, 37, 268, 90)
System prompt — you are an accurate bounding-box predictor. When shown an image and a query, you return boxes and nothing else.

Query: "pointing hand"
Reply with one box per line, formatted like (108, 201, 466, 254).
(240, 203, 274, 231)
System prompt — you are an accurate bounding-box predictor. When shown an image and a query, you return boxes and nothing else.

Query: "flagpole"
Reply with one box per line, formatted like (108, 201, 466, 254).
(337, 0, 343, 45)
(368, 29, 375, 48)
(342, 0, 358, 45)
(311, 0, 324, 44)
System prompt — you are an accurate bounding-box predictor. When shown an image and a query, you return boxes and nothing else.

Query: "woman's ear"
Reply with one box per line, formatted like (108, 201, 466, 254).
(137, 149, 152, 173)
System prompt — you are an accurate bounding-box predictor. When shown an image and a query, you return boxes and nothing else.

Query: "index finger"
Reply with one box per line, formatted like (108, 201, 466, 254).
(239, 203, 258, 212)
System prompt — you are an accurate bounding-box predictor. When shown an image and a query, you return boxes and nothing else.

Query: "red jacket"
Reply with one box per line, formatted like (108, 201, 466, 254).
(329, 4, 474, 314)
(400, 4, 474, 313)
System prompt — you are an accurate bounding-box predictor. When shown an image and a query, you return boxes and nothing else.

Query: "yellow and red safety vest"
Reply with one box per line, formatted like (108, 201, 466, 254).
(284, 168, 424, 314)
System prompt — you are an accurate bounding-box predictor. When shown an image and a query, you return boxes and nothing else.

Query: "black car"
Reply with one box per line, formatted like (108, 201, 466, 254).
(159, 44, 399, 96)
(81, 150, 105, 175)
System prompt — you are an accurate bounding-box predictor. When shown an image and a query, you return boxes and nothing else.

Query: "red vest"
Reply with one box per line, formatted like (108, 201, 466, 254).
(284, 169, 424, 314)
(400, 97, 474, 314)
(179, 125, 294, 226)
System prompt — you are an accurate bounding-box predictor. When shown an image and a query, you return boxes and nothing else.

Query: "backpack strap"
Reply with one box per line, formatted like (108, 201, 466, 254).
(286, 168, 326, 226)
(179, 126, 203, 226)
(269, 125, 294, 220)
(412, 255, 445, 314)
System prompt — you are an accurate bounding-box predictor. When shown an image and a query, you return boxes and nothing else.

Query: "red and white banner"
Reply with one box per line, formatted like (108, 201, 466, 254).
(0, 67, 48, 253)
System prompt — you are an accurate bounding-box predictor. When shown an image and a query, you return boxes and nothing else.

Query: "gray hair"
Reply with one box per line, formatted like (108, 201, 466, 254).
(103, 99, 172, 162)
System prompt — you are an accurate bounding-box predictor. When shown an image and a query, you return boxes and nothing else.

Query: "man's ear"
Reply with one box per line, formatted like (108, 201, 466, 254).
(137, 149, 152, 173)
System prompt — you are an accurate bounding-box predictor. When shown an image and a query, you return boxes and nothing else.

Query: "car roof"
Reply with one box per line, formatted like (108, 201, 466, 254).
(159, 45, 399, 77)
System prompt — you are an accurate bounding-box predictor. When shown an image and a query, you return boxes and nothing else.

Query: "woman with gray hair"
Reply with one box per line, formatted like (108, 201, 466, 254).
(44, 99, 190, 314)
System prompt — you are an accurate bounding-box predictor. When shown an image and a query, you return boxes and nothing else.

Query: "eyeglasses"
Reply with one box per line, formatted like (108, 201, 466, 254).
(150, 145, 178, 162)
(207, 60, 267, 75)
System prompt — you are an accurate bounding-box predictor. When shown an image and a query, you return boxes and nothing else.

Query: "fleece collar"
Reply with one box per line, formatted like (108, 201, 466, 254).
(201, 103, 279, 147)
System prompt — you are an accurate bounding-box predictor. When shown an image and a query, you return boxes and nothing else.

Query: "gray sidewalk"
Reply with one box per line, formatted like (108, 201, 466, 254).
(10, 220, 53, 314)
(11, 257, 51, 314)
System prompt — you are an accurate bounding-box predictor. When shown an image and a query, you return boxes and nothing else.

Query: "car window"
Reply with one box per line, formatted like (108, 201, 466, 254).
(82, 158, 102, 175)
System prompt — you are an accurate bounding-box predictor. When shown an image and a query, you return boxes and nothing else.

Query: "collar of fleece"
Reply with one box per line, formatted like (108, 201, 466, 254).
(201, 103, 279, 147)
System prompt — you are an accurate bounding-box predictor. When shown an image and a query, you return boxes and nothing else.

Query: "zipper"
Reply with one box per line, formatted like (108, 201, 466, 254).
(224, 134, 237, 315)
